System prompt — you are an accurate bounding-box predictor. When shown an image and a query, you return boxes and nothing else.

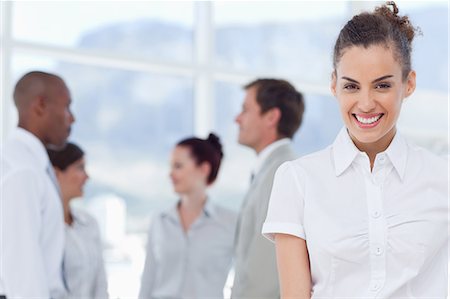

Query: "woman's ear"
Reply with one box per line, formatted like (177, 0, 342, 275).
(200, 162, 211, 180)
(404, 70, 416, 98)
(331, 71, 337, 97)
(54, 167, 63, 180)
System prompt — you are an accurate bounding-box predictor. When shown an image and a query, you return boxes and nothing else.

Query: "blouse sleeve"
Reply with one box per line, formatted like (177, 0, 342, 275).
(93, 222, 109, 299)
(138, 217, 157, 299)
(262, 161, 306, 242)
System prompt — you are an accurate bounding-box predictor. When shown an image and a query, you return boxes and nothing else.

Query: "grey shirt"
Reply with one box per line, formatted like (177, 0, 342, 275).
(139, 200, 237, 299)
(232, 142, 297, 299)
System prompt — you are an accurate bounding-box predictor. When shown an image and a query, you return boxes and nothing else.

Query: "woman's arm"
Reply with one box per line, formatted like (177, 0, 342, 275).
(93, 234, 109, 298)
(138, 220, 157, 299)
(275, 233, 311, 299)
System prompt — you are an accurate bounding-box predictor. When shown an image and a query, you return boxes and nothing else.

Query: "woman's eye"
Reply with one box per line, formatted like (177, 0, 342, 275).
(376, 82, 391, 89)
(343, 84, 358, 91)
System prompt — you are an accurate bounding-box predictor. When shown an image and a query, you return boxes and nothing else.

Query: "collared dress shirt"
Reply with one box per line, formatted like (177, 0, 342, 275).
(139, 200, 237, 299)
(263, 128, 448, 298)
(1, 127, 66, 298)
(64, 208, 108, 299)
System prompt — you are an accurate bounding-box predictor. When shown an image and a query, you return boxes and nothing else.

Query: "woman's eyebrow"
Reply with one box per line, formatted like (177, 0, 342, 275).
(341, 75, 394, 84)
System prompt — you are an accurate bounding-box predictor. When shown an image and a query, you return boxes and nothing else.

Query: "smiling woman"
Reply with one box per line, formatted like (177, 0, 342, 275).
(331, 45, 416, 161)
(262, 1, 448, 298)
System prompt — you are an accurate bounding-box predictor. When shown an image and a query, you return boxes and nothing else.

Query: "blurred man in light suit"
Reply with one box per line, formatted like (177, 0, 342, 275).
(1, 71, 75, 298)
(232, 78, 305, 298)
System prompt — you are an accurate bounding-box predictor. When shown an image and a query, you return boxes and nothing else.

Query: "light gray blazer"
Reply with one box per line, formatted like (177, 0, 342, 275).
(232, 143, 297, 299)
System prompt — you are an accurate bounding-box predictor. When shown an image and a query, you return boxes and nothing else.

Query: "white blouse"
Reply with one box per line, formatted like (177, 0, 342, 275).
(263, 128, 448, 298)
(139, 200, 237, 299)
(64, 208, 108, 299)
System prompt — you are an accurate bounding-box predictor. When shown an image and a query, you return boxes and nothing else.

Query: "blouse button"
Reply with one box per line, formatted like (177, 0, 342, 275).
(374, 247, 384, 256)
(371, 282, 381, 291)
(372, 211, 381, 218)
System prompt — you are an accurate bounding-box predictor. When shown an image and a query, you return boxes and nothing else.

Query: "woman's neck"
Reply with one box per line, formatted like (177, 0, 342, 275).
(351, 127, 396, 171)
(62, 197, 73, 225)
(180, 190, 207, 210)
(178, 189, 207, 232)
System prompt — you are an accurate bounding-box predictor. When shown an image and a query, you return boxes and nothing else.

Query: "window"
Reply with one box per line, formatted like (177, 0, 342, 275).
(12, 2, 194, 63)
(395, 1, 448, 154)
(214, 1, 348, 84)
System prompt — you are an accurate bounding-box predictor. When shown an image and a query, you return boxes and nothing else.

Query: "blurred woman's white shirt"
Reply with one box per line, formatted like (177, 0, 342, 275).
(64, 207, 109, 299)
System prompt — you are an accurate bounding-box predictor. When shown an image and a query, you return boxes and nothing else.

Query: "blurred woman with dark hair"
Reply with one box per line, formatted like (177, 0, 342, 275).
(47, 143, 108, 299)
(139, 133, 237, 299)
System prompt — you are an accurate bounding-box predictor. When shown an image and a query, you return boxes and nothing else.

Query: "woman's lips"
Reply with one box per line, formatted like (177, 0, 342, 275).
(353, 113, 384, 128)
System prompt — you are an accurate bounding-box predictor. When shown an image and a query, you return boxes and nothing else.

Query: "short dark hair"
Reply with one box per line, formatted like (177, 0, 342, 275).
(244, 78, 305, 139)
(13, 71, 64, 107)
(333, 1, 418, 81)
(47, 142, 84, 171)
(177, 133, 223, 185)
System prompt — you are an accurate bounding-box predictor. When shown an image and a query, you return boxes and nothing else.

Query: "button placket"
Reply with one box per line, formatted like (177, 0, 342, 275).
(370, 281, 381, 291)
(373, 245, 384, 256)
(372, 210, 381, 218)
(364, 170, 387, 294)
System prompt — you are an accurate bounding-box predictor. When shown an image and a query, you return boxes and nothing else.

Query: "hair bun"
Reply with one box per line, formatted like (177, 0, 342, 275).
(386, 1, 399, 15)
(375, 1, 418, 43)
(207, 133, 223, 158)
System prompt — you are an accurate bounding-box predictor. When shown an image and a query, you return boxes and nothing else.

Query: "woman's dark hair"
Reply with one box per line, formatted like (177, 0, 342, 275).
(177, 133, 224, 185)
(333, 1, 419, 80)
(47, 142, 84, 171)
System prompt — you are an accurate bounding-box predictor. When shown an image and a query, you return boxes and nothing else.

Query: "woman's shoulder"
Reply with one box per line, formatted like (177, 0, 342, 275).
(207, 201, 238, 232)
(71, 207, 99, 227)
(278, 146, 333, 175)
(157, 202, 180, 219)
(407, 141, 447, 170)
(209, 201, 237, 219)
(294, 145, 332, 164)
(145, 203, 179, 231)
(69, 207, 103, 240)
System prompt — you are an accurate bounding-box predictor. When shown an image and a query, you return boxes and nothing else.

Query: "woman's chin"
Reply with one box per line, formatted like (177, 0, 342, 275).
(174, 187, 191, 196)
(69, 192, 83, 200)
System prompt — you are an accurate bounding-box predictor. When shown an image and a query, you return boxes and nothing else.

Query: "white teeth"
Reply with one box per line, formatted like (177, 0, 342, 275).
(355, 114, 382, 124)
